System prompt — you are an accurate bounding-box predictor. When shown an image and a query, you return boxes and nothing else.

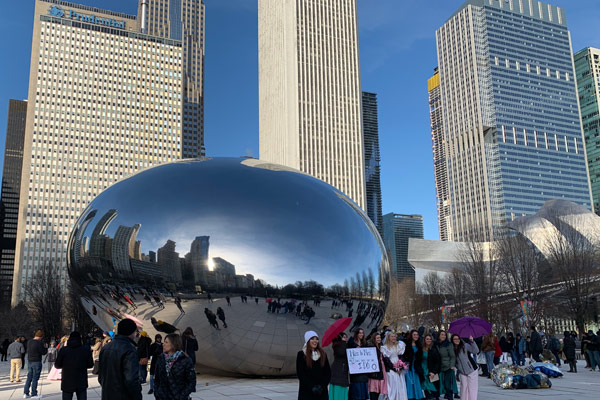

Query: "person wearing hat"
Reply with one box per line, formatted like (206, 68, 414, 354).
(23, 330, 47, 399)
(98, 318, 142, 400)
(296, 330, 331, 399)
(137, 330, 152, 384)
(54, 331, 94, 399)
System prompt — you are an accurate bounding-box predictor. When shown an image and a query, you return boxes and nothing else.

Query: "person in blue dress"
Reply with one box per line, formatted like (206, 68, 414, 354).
(403, 330, 424, 400)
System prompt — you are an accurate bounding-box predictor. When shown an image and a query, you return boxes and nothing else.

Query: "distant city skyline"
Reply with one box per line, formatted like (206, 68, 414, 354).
(2, 0, 600, 241)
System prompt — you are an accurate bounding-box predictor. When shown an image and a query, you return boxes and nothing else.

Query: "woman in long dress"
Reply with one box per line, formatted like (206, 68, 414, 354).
(381, 332, 408, 400)
(404, 330, 424, 400)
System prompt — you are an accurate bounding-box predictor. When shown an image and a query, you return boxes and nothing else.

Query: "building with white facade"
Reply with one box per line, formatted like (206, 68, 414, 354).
(258, 0, 366, 209)
(12, 0, 185, 304)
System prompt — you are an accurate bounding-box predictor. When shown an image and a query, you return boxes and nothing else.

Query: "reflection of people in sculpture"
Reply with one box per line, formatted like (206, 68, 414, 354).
(255, 297, 259, 304)
(204, 308, 220, 330)
(152, 295, 164, 309)
(151, 317, 178, 334)
(174, 296, 185, 315)
(206, 293, 213, 303)
(216, 307, 228, 328)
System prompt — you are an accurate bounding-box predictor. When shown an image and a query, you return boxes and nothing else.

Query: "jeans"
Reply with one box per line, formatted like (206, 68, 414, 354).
(485, 351, 495, 375)
(150, 374, 155, 390)
(139, 363, 148, 383)
(513, 351, 524, 366)
(24, 361, 42, 396)
(589, 350, 600, 370)
(62, 390, 87, 400)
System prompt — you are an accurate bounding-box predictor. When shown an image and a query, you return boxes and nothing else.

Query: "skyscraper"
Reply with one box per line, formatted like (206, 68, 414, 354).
(435, 0, 592, 241)
(12, 0, 185, 304)
(382, 213, 424, 281)
(574, 47, 600, 214)
(362, 92, 383, 236)
(0, 99, 27, 306)
(428, 68, 451, 241)
(138, 0, 205, 158)
(258, 0, 366, 210)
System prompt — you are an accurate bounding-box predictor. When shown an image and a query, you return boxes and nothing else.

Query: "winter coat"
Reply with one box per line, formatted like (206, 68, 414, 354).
(149, 341, 163, 375)
(329, 341, 349, 387)
(494, 337, 502, 357)
(563, 336, 576, 360)
(1, 339, 9, 354)
(499, 337, 511, 352)
(55, 336, 94, 393)
(182, 335, 198, 365)
(7, 341, 25, 359)
(437, 340, 456, 372)
(154, 352, 196, 400)
(27, 339, 48, 362)
(454, 340, 479, 376)
(530, 331, 543, 353)
(515, 337, 526, 353)
(98, 335, 142, 400)
(415, 345, 441, 382)
(91, 341, 102, 362)
(296, 350, 331, 400)
(137, 336, 152, 360)
(481, 334, 495, 352)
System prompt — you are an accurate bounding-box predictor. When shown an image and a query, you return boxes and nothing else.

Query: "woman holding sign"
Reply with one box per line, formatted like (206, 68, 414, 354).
(297, 331, 331, 400)
(367, 333, 387, 400)
(381, 332, 408, 400)
(347, 329, 370, 400)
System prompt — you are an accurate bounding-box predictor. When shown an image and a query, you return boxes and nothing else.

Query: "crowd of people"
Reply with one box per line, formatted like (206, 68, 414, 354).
(297, 324, 600, 400)
(0, 318, 198, 399)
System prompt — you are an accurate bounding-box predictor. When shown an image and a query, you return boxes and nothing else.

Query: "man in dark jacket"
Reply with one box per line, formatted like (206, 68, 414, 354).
(148, 334, 162, 395)
(98, 319, 142, 400)
(55, 331, 94, 399)
(24, 330, 47, 398)
(529, 326, 543, 362)
(137, 331, 152, 384)
(563, 331, 577, 373)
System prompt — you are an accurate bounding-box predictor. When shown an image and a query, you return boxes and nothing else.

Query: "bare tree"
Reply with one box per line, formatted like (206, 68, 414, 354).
(0, 303, 34, 339)
(458, 241, 499, 323)
(367, 268, 375, 300)
(494, 226, 550, 327)
(419, 272, 446, 329)
(24, 264, 64, 338)
(355, 272, 363, 299)
(544, 214, 600, 334)
(65, 285, 96, 334)
(443, 267, 468, 318)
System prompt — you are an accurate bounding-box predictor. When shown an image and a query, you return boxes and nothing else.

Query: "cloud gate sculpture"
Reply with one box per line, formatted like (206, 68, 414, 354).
(68, 158, 390, 376)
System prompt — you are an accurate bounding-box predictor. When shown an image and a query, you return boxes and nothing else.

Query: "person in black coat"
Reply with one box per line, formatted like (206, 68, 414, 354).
(55, 331, 94, 400)
(181, 327, 198, 367)
(563, 331, 577, 373)
(154, 333, 196, 400)
(137, 331, 152, 384)
(98, 319, 142, 400)
(329, 332, 349, 399)
(148, 334, 162, 395)
(296, 330, 331, 400)
(347, 328, 369, 400)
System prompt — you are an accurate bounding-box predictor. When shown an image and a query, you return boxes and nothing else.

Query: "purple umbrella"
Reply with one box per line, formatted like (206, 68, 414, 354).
(449, 316, 492, 338)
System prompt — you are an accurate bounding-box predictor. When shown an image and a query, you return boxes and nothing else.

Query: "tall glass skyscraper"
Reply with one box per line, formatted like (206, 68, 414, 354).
(574, 48, 600, 214)
(382, 213, 423, 281)
(0, 100, 27, 306)
(138, 0, 205, 158)
(435, 0, 592, 241)
(362, 92, 383, 237)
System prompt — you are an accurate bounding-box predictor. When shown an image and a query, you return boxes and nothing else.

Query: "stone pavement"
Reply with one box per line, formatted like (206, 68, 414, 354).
(0, 359, 598, 399)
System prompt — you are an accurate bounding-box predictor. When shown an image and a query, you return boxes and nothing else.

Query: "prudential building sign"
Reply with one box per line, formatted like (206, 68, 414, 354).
(48, 5, 126, 29)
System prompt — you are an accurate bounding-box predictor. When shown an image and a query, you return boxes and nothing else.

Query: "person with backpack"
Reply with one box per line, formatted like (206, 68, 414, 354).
(546, 333, 561, 366)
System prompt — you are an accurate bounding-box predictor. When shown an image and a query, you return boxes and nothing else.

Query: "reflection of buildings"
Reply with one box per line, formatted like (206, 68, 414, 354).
(186, 236, 209, 284)
(89, 210, 118, 258)
(158, 240, 182, 283)
(112, 224, 141, 274)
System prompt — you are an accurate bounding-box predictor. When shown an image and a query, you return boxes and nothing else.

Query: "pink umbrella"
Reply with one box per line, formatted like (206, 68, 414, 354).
(123, 313, 144, 329)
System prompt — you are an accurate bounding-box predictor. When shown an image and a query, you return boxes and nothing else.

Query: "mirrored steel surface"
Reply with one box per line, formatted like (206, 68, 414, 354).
(68, 157, 390, 375)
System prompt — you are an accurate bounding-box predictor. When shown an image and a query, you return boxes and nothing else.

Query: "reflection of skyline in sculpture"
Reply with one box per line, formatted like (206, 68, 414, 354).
(67, 158, 390, 376)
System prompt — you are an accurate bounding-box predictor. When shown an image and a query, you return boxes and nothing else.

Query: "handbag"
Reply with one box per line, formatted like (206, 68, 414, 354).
(430, 373, 439, 382)
(467, 352, 478, 371)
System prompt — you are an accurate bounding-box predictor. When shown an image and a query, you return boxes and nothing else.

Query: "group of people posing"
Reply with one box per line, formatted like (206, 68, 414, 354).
(297, 327, 480, 400)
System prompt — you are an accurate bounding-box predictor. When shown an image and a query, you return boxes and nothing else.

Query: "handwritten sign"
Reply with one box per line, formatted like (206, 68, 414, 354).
(346, 347, 380, 374)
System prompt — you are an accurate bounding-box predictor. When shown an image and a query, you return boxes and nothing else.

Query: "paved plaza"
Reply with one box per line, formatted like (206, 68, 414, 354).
(0, 359, 598, 399)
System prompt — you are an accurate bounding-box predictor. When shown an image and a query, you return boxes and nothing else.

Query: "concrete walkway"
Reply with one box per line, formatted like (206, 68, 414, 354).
(0, 359, 598, 399)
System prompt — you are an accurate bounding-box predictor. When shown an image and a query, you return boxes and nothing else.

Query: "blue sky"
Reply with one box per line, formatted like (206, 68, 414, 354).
(1, 0, 600, 240)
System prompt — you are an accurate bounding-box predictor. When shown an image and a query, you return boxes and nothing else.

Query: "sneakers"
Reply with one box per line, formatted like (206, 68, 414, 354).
(148, 389, 154, 394)
(23, 395, 30, 399)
